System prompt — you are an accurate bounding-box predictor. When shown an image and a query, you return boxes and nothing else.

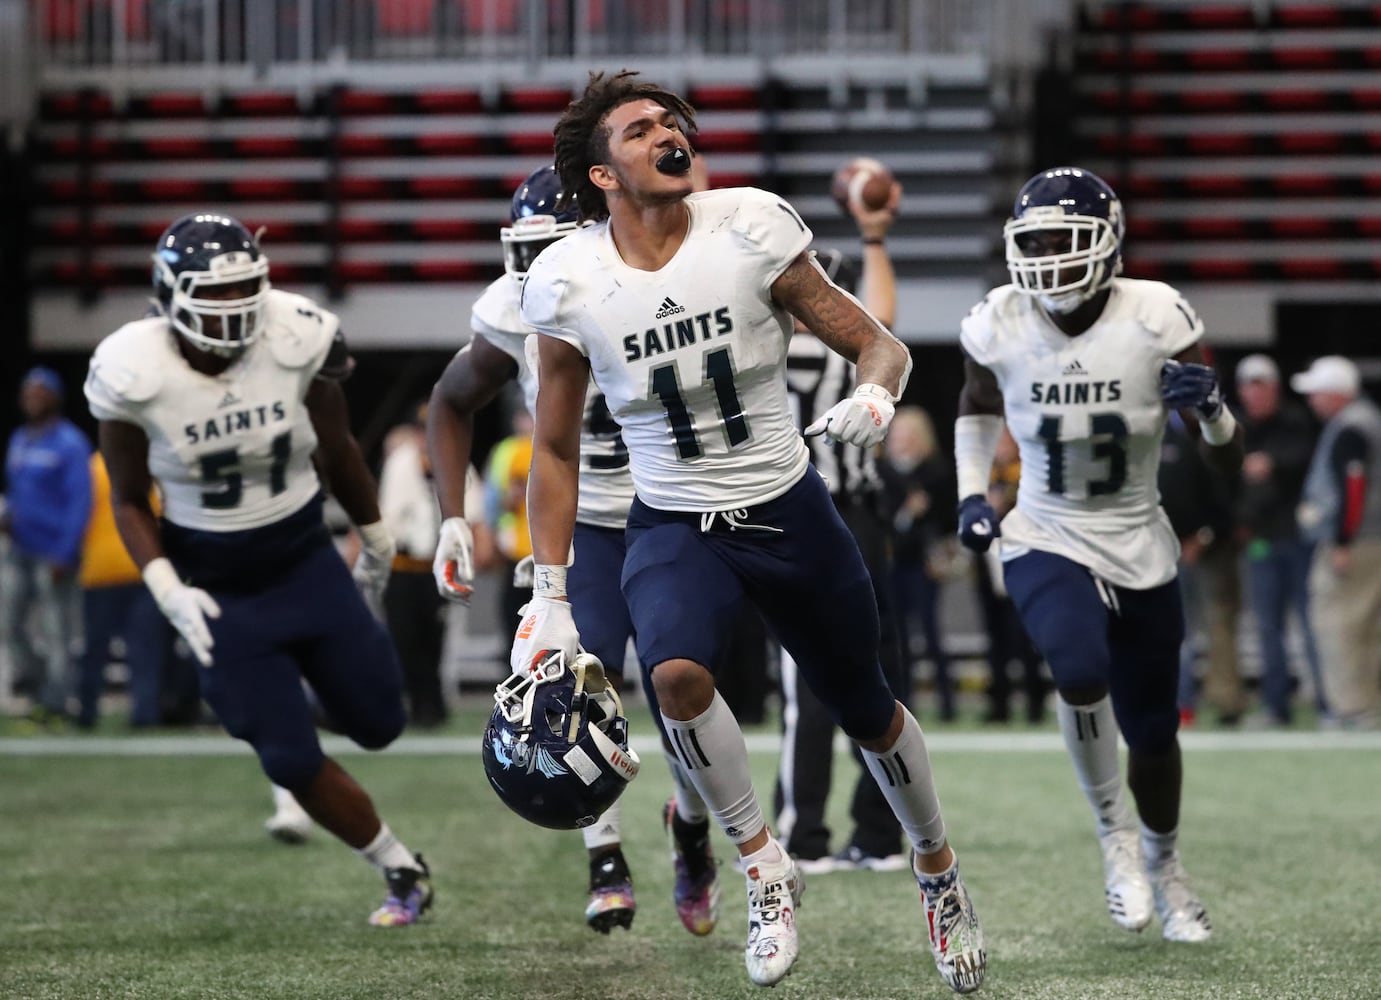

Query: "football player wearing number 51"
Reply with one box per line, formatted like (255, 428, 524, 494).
(512, 70, 984, 993)
(954, 167, 1242, 945)
(85, 213, 432, 928)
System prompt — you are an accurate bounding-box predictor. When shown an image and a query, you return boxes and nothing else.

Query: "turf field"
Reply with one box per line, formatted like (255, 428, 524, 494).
(3, 705, 1379, 1000)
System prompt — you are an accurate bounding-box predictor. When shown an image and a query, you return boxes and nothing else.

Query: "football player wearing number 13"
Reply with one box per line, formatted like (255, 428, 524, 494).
(955, 167, 1242, 944)
(513, 70, 985, 993)
(84, 214, 433, 928)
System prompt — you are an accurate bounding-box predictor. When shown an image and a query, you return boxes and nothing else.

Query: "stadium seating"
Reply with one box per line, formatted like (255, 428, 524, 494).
(1074, 1, 1381, 283)
(31, 66, 999, 292)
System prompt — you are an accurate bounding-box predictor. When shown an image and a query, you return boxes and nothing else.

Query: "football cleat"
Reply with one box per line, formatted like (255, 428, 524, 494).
(265, 785, 313, 845)
(1099, 827, 1154, 932)
(585, 849, 636, 934)
(915, 854, 986, 995)
(1149, 855, 1212, 943)
(663, 799, 721, 936)
(743, 848, 803, 987)
(368, 854, 433, 927)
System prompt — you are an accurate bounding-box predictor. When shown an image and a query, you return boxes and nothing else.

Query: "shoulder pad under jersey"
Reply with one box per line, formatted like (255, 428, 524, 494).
(261, 289, 341, 371)
(88, 318, 167, 402)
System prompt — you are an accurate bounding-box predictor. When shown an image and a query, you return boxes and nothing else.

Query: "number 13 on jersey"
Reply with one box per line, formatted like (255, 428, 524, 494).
(1037, 411, 1129, 497)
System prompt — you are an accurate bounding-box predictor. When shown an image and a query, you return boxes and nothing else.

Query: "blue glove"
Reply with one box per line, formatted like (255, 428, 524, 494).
(1159, 360, 1222, 418)
(958, 494, 1001, 553)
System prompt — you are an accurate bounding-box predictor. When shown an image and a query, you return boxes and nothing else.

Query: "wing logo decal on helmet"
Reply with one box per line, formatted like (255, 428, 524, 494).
(533, 746, 569, 779)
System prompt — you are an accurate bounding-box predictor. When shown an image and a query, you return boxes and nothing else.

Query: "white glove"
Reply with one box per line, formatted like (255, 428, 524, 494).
(512, 554, 535, 589)
(804, 383, 896, 448)
(143, 557, 221, 667)
(352, 521, 395, 620)
(432, 516, 476, 604)
(510, 596, 580, 673)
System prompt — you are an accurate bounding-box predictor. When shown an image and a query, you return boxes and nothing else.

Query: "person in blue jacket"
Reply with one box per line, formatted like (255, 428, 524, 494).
(1, 367, 92, 725)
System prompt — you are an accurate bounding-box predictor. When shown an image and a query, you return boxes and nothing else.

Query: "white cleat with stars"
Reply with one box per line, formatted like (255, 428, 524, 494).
(915, 854, 986, 994)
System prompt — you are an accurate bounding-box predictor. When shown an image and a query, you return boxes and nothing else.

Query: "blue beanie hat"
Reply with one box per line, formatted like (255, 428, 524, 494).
(22, 366, 64, 399)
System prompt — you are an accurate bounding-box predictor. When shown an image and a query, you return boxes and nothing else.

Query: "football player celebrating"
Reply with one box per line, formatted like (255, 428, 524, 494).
(511, 71, 985, 993)
(428, 164, 720, 937)
(85, 213, 432, 927)
(953, 167, 1240, 943)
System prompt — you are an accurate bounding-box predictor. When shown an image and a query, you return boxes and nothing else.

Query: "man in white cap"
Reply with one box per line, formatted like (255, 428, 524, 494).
(1234, 353, 1328, 726)
(1293, 356, 1381, 728)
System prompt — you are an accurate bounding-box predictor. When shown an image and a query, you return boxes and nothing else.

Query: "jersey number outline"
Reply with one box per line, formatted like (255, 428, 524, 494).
(199, 431, 292, 508)
(585, 393, 630, 470)
(650, 347, 749, 460)
(1037, 412, 1128, 497)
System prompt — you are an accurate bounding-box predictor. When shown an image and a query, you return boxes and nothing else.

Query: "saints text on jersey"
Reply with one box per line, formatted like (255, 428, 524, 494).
(623, 307, 733, 362)
(184, 401, 288, 445)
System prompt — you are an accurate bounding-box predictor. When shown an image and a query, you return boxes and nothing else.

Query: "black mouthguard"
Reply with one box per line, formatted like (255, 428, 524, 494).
(656, 148, 691, 175)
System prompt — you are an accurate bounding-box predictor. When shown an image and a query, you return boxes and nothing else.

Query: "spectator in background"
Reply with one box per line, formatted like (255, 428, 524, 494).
(1234, 353, 1327, 725)
(76, 452, 182, 729)
(377, 403, 495, 728)
(774, 173, 912, 874)
(1293, 357, 1381, 729)
(879, 405, 957, 721)
(1158, 412, 1246, 726)
(1, 367, 92, 727)
(486, 408, 534, 635)
(973, 427, 1046, 724)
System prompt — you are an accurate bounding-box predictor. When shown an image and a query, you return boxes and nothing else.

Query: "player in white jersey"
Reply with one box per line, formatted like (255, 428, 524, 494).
(509, 71, 984, 992)
(84, 213, 433, 927)
(427, 165, 718, 937)
(953, 168, 1242, 944)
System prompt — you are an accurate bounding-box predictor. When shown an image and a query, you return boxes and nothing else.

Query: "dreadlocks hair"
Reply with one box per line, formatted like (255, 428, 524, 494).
(552, 69, 698, 223)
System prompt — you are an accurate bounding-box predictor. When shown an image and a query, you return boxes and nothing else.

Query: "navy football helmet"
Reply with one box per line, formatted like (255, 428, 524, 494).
(152, 213, 270, 358)
(482, 650, 640, 831)
(500, 165, 581, 280)
(1004, 167, 1124, 313)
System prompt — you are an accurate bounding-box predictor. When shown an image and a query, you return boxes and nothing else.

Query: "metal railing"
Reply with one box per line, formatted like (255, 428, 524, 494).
(29, 0, 1070, 75)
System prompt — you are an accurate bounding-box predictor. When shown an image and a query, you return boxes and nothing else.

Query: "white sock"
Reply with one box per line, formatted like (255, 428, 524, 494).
(1141, 822, 1178, 868)
(271, 784, 305, 816)
(581, 800, 622, 850)
(1057, 695, 1134, 835)
(740, 835, 785, 870)
(357, 823, 418, 873)
(860, 705, 948, 855)
(662, 746, 710, 823)
(661, 690, 765, 846)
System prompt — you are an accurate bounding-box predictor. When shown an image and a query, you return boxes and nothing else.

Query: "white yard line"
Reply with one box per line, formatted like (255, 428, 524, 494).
(2, 730, 1379, 757)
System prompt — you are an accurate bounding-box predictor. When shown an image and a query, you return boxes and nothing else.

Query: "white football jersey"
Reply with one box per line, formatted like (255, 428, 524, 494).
(960, 278, 1203, 589)
(470, 275, 634, 530)
(520, 187, 813, 512)
(85, 289, 338, 532)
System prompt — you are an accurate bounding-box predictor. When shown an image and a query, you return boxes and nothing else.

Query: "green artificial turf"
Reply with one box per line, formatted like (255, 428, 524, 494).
(2, 705, 1378, 999)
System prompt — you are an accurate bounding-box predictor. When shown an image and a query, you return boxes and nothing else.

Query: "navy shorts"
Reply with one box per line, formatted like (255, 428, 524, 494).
(1003, 549, 1184, 752)
(570, 523, 635, 680)
(187, 532, 405, 789)
(622, 469, 895, 740)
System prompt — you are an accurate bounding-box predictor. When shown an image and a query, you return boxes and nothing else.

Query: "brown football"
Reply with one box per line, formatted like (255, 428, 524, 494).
(830, 157, 894, 213)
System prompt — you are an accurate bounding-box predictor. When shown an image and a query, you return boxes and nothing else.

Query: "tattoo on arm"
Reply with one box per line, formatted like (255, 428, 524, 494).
(773, 253, 909, 391)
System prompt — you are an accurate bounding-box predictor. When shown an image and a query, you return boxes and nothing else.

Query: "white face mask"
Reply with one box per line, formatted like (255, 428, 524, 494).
(1038, 288, 1092, 315)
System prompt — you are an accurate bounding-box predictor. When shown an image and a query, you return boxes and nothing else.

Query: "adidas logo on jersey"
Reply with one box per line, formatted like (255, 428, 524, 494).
(654, 296, 686, 319)
(217, 390, 242, 408)
(1062, 359, 1088, 377)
